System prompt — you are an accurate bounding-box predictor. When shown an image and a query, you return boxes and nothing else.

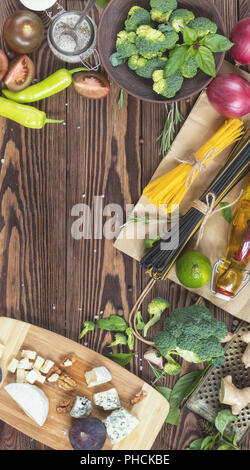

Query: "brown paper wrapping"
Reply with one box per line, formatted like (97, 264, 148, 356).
(114, 62, 250, 322)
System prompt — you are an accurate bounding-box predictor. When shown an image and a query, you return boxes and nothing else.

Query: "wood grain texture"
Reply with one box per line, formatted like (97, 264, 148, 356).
(0, 0, 249, 451)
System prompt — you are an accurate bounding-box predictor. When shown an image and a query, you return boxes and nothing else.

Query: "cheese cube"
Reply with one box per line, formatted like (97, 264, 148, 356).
(94, 388, 121, 410)
(21, 350, 37, 360)
(36, 373, 46, 384)
(33, 356, 45, 371)
(70, 396, 92, 418)
(0, 344, 6, 359)
(47, 373, 59, 383)
(103, 408, 139, 444)
(85, 366, 112, 387)
(40, 360, 55, 374)
(7, 358, 19, 373)
(26, 369, 42, 384)
(16, 369, 28, 383)
(17, 358, 33, 370)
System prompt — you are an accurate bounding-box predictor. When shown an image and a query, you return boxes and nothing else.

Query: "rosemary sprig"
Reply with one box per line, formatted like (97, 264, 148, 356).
(148, 362, 166, 385)
(118, 89, 125, 109)
(157, 102, 183, 157)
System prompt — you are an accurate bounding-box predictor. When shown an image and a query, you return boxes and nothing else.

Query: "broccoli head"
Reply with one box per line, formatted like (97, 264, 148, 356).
(169, 8, 195, 32)
(180, 56, 198, 78)
(150, 0, 177, 23)
(116, 30, 137, 59)
(125, 6, 151, 32)
(154, 305, 228, 367)
(135, 25, 167, 58)
(188, 17, 218, 38)
(129, 55, 168, 78)
(152, 70, 183, 98)
(163, 30, 179, 49)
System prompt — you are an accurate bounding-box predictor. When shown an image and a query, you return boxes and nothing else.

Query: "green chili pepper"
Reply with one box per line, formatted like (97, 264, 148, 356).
(0, 97, 63, 129)
(2, 67, 87, 103)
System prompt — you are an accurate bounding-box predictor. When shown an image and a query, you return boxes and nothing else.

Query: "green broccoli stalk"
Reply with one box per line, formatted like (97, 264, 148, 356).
(125, 6, 152, 32)
(180, 56, 198, 78)
(126, 327, 135, 351)
(135, 311, 145, 330)
(163, 354, 182, 375)
(150, 0, 177, 23)
(188, 17, 218, 38)
(128, 55, 167, 78)
(154, 305, 228, 369)
(152, 70, 184, 98)
(169, 9, 195, 32)
(135, 25, 167, 59)
(116, 30, 137, 59)
(143, 297, 169, 337)
(108, 332, 128, 348)
(78, 321, 95, 340)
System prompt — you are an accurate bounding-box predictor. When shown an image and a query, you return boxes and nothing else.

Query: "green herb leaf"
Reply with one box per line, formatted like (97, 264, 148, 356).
(220, 202, 233, 223)
(96, 0, 111, 8)
(215, 409, 238, 436)
(201, 34, 234, 52)
(194, 46, 216, 77)
(183, 25, 198, 45)
(200, 434, 218, 450)
(165, 406, 181, 425)
(97, 315, 128, 331)
(217, 443, 236, 450)
(164, 45, 188, 77)
(170, 369, 206, 408)
(148, 362, 166, 383)
(155, 385, 172, 401)
(104, 352, 134, 366)
(110, 52, 125, 67)
(187, 438, 204, 450)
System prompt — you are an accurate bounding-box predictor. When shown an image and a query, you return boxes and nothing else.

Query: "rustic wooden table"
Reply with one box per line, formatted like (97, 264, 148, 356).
(0, 0, 249, 450)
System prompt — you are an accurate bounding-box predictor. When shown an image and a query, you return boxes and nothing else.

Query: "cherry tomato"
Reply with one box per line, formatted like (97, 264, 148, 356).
(0, 50, 8, 81)
(73, 72, 111, 99)
(3, 55, 35, 92)
(3, 10, 44, 54)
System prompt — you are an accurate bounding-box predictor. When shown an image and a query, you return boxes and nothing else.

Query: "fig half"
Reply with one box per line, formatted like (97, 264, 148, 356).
(69, 417, 106, 450)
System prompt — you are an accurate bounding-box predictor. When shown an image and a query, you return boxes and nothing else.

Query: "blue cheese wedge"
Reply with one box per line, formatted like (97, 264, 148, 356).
(94, 388, 120, 411)
(103, 407, 139, 444)
(85, 366, 112, 387)
(70, 396, 92, 418)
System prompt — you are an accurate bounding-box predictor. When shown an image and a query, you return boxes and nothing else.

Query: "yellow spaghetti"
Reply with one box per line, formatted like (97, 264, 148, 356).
(143, 119, 244, 213)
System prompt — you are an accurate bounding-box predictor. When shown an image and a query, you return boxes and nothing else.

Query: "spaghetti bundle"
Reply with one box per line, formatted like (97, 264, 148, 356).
(143, 119, 244, 212)
(141, 130, 250, 280)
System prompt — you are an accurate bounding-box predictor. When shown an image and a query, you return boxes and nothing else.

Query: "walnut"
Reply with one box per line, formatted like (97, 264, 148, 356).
(58, 373, 77, 391)
(46, 365, 62, 379)
(60, 353, 77, 368)
(56, 398, 74, 414)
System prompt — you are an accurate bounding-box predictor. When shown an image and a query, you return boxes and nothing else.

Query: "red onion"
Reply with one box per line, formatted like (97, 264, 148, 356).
(230, 18, 250, 65)
(206, 74, 250, 118)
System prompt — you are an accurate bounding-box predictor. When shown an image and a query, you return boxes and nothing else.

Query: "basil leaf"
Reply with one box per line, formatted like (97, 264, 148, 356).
(183, 25, 198, 45)
(110, 52, 126, 67)
(155, 385, 172, 401)
(194, 46, 216, 77)
(96, 0, 110, 7)
(220, 202, 232, 223)
(97, 315, 128, 331)
(201, 34, 234, 52)
(200, 435, 216, 450)
(215, 409, 238, 436)
(164, 45, 188, 77)
(165, 406, 181, 426)
(217, 443, 236, 450)
(187, 438, 204, 450)
(169, 370, 205, 408)
(104, 352, 134, 366)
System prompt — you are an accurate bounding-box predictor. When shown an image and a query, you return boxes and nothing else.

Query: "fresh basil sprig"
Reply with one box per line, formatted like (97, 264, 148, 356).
(201, 34, 234, 52)
(104, 352, 134, 366)
(164, 45, 188, 77)
(97, 315, 127, 331)
(194, 45, 216, 77)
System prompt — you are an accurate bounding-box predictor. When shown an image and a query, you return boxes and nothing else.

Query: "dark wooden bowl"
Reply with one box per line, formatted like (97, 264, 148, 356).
(98, 0, 226, 103)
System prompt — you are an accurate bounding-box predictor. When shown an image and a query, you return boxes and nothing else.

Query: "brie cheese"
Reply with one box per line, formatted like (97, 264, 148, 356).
(85, 366, 112, 387)
(5, 383, 49, 426)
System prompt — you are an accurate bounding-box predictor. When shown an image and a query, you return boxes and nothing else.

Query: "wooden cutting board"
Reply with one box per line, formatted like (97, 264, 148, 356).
(0, 317, 169, 450)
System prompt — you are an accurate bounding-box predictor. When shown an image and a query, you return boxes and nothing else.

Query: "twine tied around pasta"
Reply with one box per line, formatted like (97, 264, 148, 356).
(192, 190, 244, 248)
(176, 147, 218, 188)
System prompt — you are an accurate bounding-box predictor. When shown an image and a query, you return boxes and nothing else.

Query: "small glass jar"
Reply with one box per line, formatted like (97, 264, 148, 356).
(47, 10, 97, 64)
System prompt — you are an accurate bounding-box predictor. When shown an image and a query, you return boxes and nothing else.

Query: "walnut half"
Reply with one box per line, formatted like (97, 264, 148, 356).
(58, 373, 77, 391)
(56, 398, 74, 414)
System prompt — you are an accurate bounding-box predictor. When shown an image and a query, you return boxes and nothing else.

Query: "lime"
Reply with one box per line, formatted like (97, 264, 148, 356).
(176, 251, 212, 289)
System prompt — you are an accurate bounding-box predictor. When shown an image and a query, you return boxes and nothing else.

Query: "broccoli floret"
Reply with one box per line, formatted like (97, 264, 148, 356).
(128, 54, 147, 71)
(135, 56, 168, 78)
(116, 30, 137, 59)
(169, 8, 195, 32)
(150, 0, 177, 23)
(154, 305, 228, 369)
(135, 25, 167, 58)
(143, 297, 169, 337)
(125, 6, 151, 32)
(108, 332, 128, 348)
(188, 17, 218, 38)
(163, 355, 182, 375)
(180, 56, 198, 78)
(163, 30, 179, 49)
(153, 70, 183, 98)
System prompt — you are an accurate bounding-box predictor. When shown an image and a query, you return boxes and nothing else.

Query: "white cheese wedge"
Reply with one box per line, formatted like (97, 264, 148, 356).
(16, 369, 28, 383)
(103, 407, 139, 444)
(85, 366, 112, 387)
(0, 343, 5, 359)
(33, 356, 45, 371)
(7, 358, 19, 373)
(94, 388, 121, 410)
(5, 383, 49, 426)
(17, 358, 33, 370)
(40, 360, 55, 374)
(21, 350, 37, 360)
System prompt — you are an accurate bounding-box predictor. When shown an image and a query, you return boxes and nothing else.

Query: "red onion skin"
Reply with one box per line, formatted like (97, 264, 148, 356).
(230, 18, 250, 66)
(206, 74, 250, 118)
